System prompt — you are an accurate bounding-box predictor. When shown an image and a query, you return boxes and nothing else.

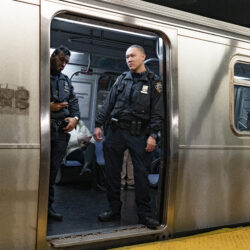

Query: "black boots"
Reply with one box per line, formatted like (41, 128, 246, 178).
(98, 210, 121, 222)
(98, 211, 160, 230)
(48, 207, 63, 221)
(139, 217, 160, 229)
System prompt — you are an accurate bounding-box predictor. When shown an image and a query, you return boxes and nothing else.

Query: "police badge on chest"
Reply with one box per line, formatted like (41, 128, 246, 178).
(141, 85, 148, 94)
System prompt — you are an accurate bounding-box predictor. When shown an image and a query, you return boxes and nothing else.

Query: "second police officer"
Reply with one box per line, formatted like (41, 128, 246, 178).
(94, 44, 163, 229)
(49, 46, 80, 221)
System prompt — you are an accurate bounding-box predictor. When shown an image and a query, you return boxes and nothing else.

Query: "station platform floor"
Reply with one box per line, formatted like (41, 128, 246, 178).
(113, 226, 250, 250)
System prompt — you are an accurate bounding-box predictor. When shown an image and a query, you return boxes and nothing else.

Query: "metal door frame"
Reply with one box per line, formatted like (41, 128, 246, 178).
(38, 0, 178, 249)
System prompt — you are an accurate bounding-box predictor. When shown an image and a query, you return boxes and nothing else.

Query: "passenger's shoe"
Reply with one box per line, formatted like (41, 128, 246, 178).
(98, 210, 121, 222)
(139, 217, 159, 229)
(48, 207, 63, 221)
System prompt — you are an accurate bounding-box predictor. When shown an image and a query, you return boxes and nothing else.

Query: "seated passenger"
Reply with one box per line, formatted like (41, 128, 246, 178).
(66, 120, 95, 175)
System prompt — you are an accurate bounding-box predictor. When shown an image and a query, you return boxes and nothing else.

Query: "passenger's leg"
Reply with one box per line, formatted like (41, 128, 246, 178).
(80, 143, 95, 174)
(126, 150, 134, 187)
(121, 149, 129, 188)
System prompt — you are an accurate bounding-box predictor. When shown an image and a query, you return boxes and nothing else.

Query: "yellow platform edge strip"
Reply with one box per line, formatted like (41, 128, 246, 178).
(112, 226, 250, 250)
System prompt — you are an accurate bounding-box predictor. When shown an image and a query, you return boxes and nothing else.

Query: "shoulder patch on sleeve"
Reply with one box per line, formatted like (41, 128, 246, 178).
(154, 81, 163, 94)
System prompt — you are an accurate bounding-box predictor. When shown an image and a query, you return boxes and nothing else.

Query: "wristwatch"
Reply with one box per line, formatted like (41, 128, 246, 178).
(74, 116, 79, 121)
(150, 133, 157, 140)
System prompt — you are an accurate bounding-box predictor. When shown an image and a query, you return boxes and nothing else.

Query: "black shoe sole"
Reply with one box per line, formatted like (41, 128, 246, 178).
(139, 218, 160, 230)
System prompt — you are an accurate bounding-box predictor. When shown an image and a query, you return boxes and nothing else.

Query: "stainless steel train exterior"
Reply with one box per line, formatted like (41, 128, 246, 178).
(0, 0, 250, 249)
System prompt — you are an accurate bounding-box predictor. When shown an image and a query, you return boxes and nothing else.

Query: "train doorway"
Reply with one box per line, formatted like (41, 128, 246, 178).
(46, 13, 168, 247)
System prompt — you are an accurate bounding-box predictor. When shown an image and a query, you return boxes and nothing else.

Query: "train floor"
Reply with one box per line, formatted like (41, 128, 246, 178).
(47, 176, 158, 236)
(46, 171, 250, 250)
(112, 226, 250, 250)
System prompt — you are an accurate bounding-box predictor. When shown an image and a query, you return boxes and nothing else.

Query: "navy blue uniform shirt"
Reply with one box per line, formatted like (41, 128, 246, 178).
(50, 72, 80, 120)
(95, 69, 163, 134)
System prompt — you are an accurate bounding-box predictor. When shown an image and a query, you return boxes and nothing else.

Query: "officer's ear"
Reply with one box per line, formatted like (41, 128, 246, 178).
(142, 53, 146, 61)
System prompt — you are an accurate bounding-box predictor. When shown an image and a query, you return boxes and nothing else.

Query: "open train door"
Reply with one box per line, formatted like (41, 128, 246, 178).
(38, 0, 178, 249)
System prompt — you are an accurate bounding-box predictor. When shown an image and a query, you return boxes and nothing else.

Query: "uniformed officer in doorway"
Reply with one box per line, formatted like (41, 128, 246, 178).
(49, 46, 80, 221)
(94, 45, 163, 229)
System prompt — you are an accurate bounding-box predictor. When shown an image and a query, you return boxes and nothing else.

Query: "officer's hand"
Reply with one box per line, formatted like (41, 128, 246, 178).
(145, 136, 156, 152)
(50, 102, 68, 111)
(63, 117, 78, 133)
(94, 127, 103, 142)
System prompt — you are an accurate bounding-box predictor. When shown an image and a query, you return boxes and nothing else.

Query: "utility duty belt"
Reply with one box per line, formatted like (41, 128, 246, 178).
(51, 119, 69, 132)
(108, 118, 149, 136)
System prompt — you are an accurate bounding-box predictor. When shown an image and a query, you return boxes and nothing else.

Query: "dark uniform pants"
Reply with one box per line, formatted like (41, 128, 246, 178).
(49, 130, 70, 208)
(103, 127, 152, 220)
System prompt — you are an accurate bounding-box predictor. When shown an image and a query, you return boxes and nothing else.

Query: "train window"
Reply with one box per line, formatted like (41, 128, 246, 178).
(46, 13, 167, 246)
(234, 63, 250, 81)
(232, 61, 250, 132)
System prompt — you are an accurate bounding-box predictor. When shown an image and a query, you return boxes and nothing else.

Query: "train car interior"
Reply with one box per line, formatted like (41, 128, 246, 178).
(47, 13, 167, 240)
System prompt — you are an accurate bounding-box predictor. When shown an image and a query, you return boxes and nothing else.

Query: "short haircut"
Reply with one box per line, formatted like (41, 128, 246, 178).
(53, 45, 71, 56)
(127, 44, 145, 55)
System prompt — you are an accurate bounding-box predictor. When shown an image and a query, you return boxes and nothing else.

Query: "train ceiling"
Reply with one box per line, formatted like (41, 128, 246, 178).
(144, 0, 250, 28)
(51, 17, 158, 59)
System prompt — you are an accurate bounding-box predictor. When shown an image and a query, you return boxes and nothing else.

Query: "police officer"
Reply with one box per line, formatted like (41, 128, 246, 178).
(94, 45, 163, 229)
(49, 46, 80, 221)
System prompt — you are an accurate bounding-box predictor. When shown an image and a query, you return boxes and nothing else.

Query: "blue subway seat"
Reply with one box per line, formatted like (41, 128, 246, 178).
(64, 160, 82, 167)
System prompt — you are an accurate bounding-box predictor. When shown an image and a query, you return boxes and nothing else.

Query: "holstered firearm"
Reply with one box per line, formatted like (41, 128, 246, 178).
(110, 117, 119, 131)
(51, 119, 69, 132)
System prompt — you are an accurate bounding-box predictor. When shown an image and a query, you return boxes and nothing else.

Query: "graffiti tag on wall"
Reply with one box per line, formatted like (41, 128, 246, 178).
(0, 84, 29, 114)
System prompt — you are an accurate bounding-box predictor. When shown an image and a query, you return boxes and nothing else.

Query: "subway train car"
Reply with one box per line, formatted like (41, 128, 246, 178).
(0, 0, 250, 249)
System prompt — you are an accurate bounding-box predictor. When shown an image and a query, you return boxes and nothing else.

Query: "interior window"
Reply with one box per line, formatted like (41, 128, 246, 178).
(233, 62, 250, 131)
